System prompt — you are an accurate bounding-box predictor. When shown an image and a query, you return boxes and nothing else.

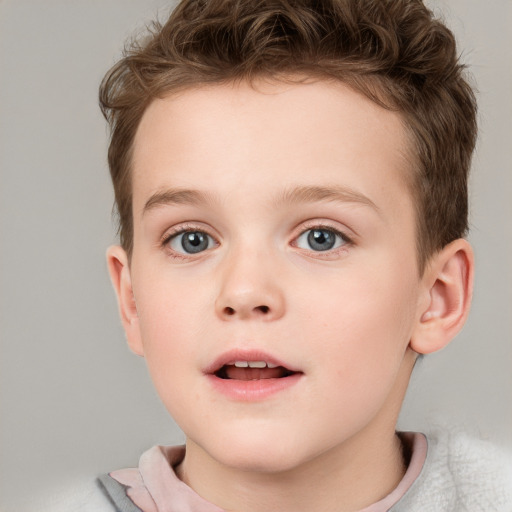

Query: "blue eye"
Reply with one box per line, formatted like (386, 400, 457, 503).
(168, 230, 215, 254)
(295, 228, 346, 252)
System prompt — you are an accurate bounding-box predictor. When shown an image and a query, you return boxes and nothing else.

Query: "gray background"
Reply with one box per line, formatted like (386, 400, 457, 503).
(1, 1, 511, 510)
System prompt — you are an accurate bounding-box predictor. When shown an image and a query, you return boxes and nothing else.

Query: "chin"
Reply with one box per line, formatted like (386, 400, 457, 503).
(214, 448, 303, 474)
(199, 428, 318, 474)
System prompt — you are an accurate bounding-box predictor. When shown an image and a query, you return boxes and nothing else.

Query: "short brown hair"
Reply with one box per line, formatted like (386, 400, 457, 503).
(99, 0, 477, 271)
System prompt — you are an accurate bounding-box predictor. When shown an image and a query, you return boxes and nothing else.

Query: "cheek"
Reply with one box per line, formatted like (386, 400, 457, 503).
(296, 272, 417, 438)
(135, 264, 212, 337)
(302, 260, 418, 381)
(132, 273, 211, 389)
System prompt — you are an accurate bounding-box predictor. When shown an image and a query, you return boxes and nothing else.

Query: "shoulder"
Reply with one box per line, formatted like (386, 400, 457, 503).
(395, 429, 512, 512)
(27, 478, 118, 512)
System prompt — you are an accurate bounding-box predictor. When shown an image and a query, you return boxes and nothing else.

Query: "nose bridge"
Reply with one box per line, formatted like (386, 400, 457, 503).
(215, 237, 285, 321)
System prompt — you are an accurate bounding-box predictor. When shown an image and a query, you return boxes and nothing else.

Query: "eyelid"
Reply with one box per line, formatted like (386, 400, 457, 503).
(291, 219, 354, 243)
(160, 222, 217, 243)
(160, 222, 220, 257)
(290, 220, 354, 258)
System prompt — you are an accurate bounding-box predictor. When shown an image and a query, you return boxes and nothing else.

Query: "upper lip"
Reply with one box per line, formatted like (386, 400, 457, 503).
(204, 348, 302, 375)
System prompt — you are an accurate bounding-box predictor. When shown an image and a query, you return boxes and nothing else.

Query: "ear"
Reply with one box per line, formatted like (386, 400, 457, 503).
(106, 245, 144, 356)
(410, 239, 474, 354)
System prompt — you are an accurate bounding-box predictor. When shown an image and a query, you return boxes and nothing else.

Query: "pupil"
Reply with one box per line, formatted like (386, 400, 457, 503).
(308, 229, 335, 251)
(182, 231, 208, 253)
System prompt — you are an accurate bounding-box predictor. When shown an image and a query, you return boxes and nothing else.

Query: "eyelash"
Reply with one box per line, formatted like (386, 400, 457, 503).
(293, 223, 352, 255)
(160, 223, 217, 261)
(160, 222, 353, 260)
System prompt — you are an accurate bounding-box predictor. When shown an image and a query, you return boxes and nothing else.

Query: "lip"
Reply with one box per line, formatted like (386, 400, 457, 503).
(204, 348, 302, 374)
(204, 348, 303, 401)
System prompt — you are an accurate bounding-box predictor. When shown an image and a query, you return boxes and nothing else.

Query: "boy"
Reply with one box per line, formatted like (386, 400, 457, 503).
(91, 0, 512, 510)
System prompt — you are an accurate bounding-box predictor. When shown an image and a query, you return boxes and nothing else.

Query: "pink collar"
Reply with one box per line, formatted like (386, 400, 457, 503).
(359, 432, 427, 511)
(110, 432, 428, 512)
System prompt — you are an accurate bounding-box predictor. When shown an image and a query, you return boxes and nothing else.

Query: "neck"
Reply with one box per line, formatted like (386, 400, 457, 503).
(179, 428, 405, 512)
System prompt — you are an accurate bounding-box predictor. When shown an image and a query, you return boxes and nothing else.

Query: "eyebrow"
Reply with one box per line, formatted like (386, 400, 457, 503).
(142, 188, 216, 216)
(142, 184, 379, 216)
(274, 185, 379, 212)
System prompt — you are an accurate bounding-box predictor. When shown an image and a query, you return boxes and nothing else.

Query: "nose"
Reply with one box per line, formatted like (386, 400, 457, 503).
(214, 247, 286, 322)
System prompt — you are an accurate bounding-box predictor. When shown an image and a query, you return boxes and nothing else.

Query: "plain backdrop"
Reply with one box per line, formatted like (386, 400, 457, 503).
(1, 1, 511, 510)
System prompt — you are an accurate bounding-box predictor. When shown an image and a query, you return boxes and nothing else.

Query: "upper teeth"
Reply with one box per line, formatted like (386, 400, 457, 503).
(234, 360, 278, 368)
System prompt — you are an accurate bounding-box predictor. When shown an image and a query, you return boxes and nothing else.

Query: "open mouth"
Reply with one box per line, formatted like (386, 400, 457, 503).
(206, 355, 303, 399)
(214, 361, 298, 381)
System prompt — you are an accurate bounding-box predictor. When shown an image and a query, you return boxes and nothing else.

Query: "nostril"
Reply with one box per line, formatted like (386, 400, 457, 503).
(221, 305, 270, 317)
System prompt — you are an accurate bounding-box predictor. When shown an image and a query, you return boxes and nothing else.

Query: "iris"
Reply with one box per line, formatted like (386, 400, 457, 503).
(181, 231, 209, 253)
(307, 229, 336, 251)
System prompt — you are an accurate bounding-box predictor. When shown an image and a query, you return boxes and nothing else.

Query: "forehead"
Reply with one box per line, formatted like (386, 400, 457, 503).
(131, 79, 413, 220)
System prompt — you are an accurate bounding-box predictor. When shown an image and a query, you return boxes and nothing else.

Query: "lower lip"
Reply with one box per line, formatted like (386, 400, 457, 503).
(206, 373, 303, 401)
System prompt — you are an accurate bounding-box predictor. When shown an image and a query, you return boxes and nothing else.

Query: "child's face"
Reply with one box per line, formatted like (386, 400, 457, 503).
(124, 79, 425, 472)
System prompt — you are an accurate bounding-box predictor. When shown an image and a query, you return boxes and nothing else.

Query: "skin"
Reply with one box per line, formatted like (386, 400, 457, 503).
(108, 79, 473, 512)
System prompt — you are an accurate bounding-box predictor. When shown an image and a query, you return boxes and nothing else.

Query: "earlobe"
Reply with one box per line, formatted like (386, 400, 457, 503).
(410, 239, 474, 355)
(106, 245, 144, 357)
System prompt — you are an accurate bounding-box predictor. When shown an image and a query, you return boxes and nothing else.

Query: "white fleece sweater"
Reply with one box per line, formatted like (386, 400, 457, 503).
(391, 430, 512, 511)
(26, 430, 512, 512)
